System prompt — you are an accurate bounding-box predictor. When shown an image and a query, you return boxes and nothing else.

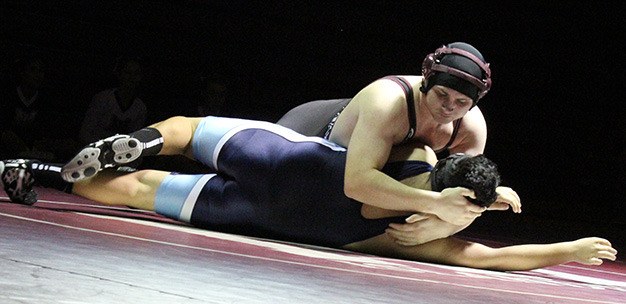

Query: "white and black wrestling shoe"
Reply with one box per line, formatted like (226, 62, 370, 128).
(0, 159, 37, 205)
(61, 134, 142, 182)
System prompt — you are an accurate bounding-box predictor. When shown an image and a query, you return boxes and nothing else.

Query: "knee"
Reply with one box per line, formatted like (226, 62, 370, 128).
(94, 170, 158, 203)
(156, 116, 191, 133)
(124, 169, 161, 197)
(154, 116, 198, 142)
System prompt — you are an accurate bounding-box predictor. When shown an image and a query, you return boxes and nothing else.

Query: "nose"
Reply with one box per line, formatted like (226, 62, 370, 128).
(442, 98, 454, 111)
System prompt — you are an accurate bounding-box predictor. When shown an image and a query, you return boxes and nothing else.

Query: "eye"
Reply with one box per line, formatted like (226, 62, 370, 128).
(456, 99, 470, 106)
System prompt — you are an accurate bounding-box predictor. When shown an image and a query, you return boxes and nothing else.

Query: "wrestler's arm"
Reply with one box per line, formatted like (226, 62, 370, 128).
(343, 83, 485, 225)
(358, 142, 482, 245)
(364, 198, 520, 246)
(345, 234, 617, 271)
(383, 196, 525, 246)
(447, 108, 522, 212)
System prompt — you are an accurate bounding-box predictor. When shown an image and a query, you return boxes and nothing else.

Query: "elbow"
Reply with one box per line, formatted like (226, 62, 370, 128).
(343, 178, 360, 200)
(443, 243, 504, 270)
(343, 172, 365, 200)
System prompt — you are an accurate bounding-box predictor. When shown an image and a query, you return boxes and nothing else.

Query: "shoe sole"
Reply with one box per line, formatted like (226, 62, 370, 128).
(1, 160, 37, 205)
(61, 136, 141, 182)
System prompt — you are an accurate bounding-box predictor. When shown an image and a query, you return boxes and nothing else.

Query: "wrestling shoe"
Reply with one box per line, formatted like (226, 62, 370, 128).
(0, 159, 37, 205)
(61, 134, 142, 182)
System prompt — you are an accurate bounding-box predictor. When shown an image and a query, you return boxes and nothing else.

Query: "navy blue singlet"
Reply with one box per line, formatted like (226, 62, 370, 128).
(185, 128, 434, 248)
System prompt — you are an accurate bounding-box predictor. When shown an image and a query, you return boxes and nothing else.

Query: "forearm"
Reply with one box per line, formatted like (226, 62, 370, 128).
(484, 242, 578, 271)
(463, 239, 617, 271)
(388, 238, 580, 271)
(345, 169, 439, 213)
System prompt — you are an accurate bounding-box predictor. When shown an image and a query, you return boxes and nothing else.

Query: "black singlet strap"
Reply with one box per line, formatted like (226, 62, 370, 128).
(434, 117, 463, 154)
(381, 76, 416, 142)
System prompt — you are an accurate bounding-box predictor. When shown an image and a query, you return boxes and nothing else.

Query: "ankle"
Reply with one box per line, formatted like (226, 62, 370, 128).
(130, 128, 164, 157)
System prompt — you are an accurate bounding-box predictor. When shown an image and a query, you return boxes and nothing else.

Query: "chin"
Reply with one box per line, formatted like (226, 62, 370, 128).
(435, 115, 455, 124)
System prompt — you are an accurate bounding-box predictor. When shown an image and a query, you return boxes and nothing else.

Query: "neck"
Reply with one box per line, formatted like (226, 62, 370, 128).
(415, 92, 442, 130)
(18, 85, 38, 100)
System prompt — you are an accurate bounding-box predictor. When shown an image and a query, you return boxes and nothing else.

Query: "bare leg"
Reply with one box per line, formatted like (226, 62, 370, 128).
(62, 116, 204, 182)
(72, 169, 169, 211)
(147, 116, 203, 158)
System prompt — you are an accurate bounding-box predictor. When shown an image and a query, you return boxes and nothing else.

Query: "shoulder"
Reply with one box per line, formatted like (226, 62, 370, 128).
(450, 107, 487, 154)
(352, 76, 416, 117)
(460, 106, 487, 133)
(389, 142, 437, 166)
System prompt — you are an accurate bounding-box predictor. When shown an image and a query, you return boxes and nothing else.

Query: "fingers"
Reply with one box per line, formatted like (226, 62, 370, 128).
(596, 242, 618, 261)
(487, 202, 510, 211)
(388, 222, 414, 231)
(505, 188, 521, 204)
(597, 250, 617, 261)
(587, 258, 603, 266)
(405, 213, 429, 223)
(385, 228, 419, 246)
(386, 217, 436, 246)
(588, 238, 618, 263)
(458, 187, 476, 199)
(596, 238, 612, 247)
(495, 187, 522, 213)
(467, 204, 487, 214)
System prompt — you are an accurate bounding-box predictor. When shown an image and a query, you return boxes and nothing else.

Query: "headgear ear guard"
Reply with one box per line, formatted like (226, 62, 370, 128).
(421, 45, 492, 100)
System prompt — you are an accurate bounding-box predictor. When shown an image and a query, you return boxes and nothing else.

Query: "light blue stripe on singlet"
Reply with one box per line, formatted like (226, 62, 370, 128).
(192, 116, 253, 167)
(154, 173, 215, 222)
(192, 116, 346, 170)
(179, 174, 215, 222)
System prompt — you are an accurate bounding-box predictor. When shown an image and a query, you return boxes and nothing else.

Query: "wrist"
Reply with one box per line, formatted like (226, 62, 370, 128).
(563, 240, 579, 262)
(418, 189, 441, 215)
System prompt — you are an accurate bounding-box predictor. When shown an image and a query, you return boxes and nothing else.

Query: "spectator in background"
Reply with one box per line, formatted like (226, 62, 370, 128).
(139, 72, 230, 174)
(173, 72, 228, 118)
(196, 73, 228, 117)
(0, 55, 77, 161)
(79, 56, 147, 144)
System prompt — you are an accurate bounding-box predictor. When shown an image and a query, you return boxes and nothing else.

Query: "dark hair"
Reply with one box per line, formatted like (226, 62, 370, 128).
(430, 153, 500, 207)
(113, 55, 142, 74)
(12, 55, 44, 76)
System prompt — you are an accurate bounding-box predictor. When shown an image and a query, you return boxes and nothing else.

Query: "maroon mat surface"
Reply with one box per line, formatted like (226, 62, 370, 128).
(1, 187, 624, 303)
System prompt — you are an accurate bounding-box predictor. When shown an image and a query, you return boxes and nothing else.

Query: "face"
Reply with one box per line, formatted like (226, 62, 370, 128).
(20, 60, 45, 88)
(118, 60, 142, 89)
(424, 85, 473, 124)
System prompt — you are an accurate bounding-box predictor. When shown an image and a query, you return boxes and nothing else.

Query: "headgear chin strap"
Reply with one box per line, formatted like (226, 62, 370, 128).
(422, 45, 492, 100)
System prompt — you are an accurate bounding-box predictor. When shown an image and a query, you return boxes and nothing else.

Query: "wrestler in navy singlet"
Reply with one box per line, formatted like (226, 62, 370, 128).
(154, 117, 434, 248)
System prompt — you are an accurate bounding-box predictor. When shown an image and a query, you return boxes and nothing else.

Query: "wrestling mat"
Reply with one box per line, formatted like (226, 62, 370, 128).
(1, 187, 624, 303)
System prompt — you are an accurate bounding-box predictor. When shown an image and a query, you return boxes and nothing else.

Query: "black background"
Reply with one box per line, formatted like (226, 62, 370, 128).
(1, 1, 624, 250)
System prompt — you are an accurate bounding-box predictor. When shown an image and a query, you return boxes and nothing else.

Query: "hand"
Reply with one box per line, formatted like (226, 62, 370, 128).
(385, 214, 451, 246)
(488, 186, 522, 213)
(570, 237, 617, 265)
(434, 187, 486, 226)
